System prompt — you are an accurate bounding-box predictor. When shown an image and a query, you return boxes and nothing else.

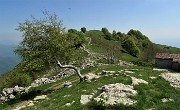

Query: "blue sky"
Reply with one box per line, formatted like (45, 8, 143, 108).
(0, 0, 180, 47)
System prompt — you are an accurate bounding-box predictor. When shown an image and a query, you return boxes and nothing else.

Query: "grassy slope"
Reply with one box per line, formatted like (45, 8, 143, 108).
(86, 30, 138, 62)
(1, 65, 180, 110)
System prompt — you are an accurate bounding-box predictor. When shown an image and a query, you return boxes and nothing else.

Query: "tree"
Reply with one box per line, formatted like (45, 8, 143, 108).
(81, 27, 86, 33)
(141, 43, 155, 63)
(101, 27, 112, 40)
(15, 12, 86, 81)
(122, 37, 140, 57)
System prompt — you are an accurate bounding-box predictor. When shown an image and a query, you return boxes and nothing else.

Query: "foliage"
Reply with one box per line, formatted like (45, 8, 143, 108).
(80, 27, 86, 33)
(127, 29, 147, 40)
(101, 27, 112, 40)
(15, 12, 86, 77)
(3, 71, 32, 88)
(122, 36, 140, 57)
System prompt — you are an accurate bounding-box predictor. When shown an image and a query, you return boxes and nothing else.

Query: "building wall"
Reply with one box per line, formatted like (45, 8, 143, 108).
(155, 58, 173, 69)
(172, 62, 180, 71)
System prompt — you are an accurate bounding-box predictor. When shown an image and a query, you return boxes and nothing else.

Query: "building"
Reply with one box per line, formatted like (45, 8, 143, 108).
(155, 53, 180, 71)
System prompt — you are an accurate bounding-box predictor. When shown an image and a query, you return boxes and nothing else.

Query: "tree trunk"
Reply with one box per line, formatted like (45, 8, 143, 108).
(56, 59, 84, 82)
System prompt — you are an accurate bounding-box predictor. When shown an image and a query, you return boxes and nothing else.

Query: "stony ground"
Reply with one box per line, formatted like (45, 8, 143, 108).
(0, 65, 180, 110)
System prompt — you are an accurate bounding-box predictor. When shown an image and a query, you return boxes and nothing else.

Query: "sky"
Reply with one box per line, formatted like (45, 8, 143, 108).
(0, 0, 180, 47)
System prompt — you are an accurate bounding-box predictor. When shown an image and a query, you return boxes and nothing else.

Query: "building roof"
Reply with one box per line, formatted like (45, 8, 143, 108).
(156, 53, 180, 62)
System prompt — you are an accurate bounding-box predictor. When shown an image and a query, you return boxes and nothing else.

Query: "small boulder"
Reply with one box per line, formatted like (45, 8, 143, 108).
(63, 81, 72, 88)
(80, 95, 93, 105)
(34, 95, 47, 101)
(131, 77, 148, 85)
(9, 94, 15, 99)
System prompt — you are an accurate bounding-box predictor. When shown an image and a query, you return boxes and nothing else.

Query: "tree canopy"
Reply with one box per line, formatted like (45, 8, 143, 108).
(15, 12, 86, 77)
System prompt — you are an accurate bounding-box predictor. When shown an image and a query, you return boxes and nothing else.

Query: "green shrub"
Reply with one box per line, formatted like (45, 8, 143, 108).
(132, 60, 153, 67)
(3, 71, 32, 88)
(122, 36, 140, 57)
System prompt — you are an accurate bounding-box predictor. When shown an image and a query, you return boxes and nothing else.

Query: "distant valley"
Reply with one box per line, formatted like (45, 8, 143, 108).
(0, 44, 20, 75)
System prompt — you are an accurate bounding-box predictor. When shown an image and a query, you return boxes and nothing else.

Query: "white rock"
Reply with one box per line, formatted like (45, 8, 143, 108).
(153, 68, 168, 72)
(9, 94, 15, 99)
(6, 88, 14, 94)
(85, 73, 100, 82)
(131, 77, 148, 85)
(63, 81, 72, 87)
(161, 98, 174, 103)
(149, 76, 156, 79)
(80, 95, 93, 105)
(33, 95, 47, 101)
(94, 83, 137, 105)
(0, 96, 6, 101)
(14, 105, 26, 110)
(65, 100, 75, 106)
(161, 73, 180, 89)
(27, 100, 34, 106)
(125, 71, 134, 74)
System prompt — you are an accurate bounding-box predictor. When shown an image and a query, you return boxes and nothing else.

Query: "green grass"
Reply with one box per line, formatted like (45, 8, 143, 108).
(1, 65, 180, 110)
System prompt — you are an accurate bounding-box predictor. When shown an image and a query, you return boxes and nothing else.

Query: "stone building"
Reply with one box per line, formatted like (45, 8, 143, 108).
(155, 53, 180, 71)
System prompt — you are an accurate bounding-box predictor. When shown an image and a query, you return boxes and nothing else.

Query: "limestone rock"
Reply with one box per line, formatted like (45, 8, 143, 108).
(131, 77, 148, 85)
(33, 95, 47, 101)
(85, 73, 100, 82)
(63, 81, 72, 88)
(80, 95, 93, 105)
(9, 94, 15, 99)
(161, 73, 180, 89)
(94, 83, 137, 105)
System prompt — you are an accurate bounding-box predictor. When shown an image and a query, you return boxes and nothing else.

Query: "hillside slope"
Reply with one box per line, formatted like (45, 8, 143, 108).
(0, 29, 180, 110)
(1, 65, 180, 110)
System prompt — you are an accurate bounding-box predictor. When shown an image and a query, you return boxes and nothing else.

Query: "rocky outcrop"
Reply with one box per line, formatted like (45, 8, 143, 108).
(80, 95, 93, 105)
(161, 73, 180, 89)
(84, 73, 100, 82)
(0, 85, 28, 102)
(94, 83, 137, 105)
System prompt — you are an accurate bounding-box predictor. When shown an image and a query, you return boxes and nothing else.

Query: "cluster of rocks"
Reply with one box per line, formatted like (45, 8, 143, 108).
(31, 69, 75, 87)
(94, 83, 137, 105)
(0, 85, 29, 102)
(160, 73, 180, 89)
(81, 56, 96, 69)
(80, 95, 93, 105)
(161, 98, 174, 103)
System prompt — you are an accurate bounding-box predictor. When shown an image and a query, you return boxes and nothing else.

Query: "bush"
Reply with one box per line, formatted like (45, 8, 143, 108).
(122, 37, 140, 57)
(132, 60, 153, 67)
(3, 71, 32, 88)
